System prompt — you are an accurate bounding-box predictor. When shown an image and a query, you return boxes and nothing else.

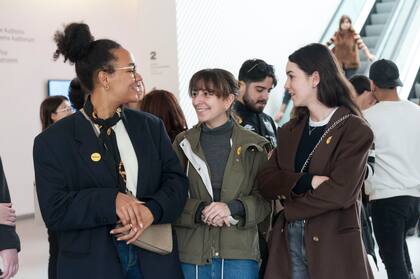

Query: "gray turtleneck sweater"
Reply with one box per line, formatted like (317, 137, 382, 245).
(200, 119, 245, 217)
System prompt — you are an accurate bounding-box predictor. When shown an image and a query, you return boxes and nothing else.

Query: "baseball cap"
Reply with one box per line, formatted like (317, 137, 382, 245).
(369, 59, 403, 88)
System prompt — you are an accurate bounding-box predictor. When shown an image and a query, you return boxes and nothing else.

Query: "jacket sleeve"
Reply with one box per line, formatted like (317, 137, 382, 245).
(284, 121, 374, 221)
(33, 135, 119, 231)
(257, 147, 305, 201)
(237, 148, 272, 229)
(0, 157, 20, 251)
(141, 120, 189, 224)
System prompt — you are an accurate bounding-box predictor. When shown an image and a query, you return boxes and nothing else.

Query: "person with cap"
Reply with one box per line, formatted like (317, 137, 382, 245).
(364, 59, 420, 279)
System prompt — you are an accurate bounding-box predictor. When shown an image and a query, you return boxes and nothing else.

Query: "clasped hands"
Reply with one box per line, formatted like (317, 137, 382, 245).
(110, 192, 154, 244)
(201, 202, 232, 227)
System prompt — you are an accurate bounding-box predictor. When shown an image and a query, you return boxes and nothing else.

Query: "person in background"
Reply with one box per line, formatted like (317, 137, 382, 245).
(33, 22, 188, 279)
(140, 89, 187, 142)
(234, 59, 278, 149)
(349, 75, 377, 110)
(38, 95, 73, 279)
(258, 43, 373, 279)
(173, 68, 271, 279)
(68, 78, 89, 110)
(40, 96, 73, 131)
(0, 156, 20, 279)
(364, 59, 420, 279)
(349, 74, 378, 267)
(327, 15, 375, 79)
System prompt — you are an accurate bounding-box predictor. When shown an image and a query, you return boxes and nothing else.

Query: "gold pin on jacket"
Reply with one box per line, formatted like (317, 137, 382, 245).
(236, 146, 242, 156)
(91, 152, 101, 162)
(326, 136, 333, 144)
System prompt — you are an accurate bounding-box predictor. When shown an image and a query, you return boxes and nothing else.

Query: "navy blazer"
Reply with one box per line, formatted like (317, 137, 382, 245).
(33, 109, 188, 279)
(0, 157, 20, 252)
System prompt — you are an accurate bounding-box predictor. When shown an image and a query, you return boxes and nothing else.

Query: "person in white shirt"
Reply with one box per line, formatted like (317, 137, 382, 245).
(364, 59, 420, 279)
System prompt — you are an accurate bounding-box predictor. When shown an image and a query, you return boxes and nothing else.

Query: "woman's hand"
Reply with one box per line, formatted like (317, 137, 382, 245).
(0, 248, 18, 279)
(111, 203, 154, 244)
(311, 175, 330, 190)
(0, 203, 16, 226)
(202, 202, 231, 226)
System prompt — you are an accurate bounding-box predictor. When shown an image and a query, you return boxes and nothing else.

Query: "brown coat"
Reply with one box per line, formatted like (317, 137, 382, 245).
(331, 30, 365, 70)
(257, 107, 374, 279)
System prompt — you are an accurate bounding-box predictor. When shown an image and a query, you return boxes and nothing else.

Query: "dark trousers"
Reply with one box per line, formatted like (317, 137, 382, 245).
(48, 230, 59, 279)
(371, 195, 420, 279)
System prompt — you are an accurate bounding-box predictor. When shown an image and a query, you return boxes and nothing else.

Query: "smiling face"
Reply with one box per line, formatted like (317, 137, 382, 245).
(240, 77, 274, 113)
(104, 48, 143, 105)
(284, 61, 319, 108)
(191, 80, 234, 128)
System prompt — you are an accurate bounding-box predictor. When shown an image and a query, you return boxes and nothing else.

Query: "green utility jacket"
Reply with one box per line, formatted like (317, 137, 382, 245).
(172, 121, 271, 265)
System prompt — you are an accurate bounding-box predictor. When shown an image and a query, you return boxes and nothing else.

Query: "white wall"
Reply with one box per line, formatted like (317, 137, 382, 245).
(1, 0, 340, 216)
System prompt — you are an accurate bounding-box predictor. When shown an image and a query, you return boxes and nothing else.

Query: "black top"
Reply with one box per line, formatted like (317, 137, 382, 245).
(0, 156, 21, 252)
(233, 100, 277, 149)
(292, 122, 326, 194)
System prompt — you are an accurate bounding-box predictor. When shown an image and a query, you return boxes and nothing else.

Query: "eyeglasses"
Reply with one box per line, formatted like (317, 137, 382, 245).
(114, 64, 137, 78)
(55, 106, 74, 113)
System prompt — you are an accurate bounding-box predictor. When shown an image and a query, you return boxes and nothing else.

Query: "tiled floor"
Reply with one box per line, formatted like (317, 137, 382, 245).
(4, 217, 420, 278)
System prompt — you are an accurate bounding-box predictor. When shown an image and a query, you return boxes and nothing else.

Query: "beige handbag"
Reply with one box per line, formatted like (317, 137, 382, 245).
(131, 223, 173, 255)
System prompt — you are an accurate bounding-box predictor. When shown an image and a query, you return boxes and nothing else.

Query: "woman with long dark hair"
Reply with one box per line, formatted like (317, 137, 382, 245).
(33, 22, 188, 279)
(140, 89, 187, 142)
(258, 43, 374, 279)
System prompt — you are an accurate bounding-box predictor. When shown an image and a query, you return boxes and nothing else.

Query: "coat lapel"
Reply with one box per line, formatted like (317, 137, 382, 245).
(73, 112, 116, 188)
(277, 118, 306, 171)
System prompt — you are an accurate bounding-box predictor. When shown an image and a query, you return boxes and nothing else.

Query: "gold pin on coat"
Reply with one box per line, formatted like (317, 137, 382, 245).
(91, 152, 101, 162)
(236, 146, 242, 156)
(326, 136, 333, 144)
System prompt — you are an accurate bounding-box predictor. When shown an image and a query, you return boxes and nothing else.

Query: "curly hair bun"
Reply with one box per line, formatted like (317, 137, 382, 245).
(53, 23, 94, 63)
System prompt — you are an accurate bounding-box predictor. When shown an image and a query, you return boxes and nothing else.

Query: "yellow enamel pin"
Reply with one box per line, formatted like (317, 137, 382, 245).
(326, 136, 333, 144)
(91, 152, 101, 162)
(236, 146, 242, 156)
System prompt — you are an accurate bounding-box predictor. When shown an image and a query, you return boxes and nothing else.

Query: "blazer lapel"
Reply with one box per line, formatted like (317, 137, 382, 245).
(74, 112, 116, 188)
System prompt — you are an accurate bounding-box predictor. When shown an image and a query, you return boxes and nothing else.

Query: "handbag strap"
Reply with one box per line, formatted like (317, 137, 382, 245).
(300, 114, 351, 173)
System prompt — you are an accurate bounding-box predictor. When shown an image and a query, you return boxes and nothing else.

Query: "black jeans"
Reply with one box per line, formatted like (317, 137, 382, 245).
(371, 195, 420, 279)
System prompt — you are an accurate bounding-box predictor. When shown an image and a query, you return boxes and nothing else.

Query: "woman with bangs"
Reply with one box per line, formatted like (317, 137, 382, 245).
(173, 68, 271, 279)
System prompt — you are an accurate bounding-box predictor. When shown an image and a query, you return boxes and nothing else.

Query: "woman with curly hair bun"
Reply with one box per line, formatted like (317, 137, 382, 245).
(33, 22, 188, 279)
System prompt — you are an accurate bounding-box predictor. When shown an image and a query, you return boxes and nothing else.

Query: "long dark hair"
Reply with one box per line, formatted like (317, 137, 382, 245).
(289, 43, 361, 122)
(40, 95, 68, 131)
(140, 90, 188, 142)
(53, 22, 121, 91)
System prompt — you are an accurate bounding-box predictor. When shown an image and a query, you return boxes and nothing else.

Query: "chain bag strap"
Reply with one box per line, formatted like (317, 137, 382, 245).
(300, 114, 351, 173)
